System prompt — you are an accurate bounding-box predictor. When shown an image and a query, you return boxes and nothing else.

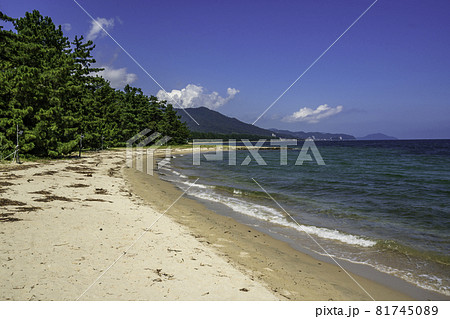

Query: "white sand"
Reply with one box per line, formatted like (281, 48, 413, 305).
(0, 151, 277, 300)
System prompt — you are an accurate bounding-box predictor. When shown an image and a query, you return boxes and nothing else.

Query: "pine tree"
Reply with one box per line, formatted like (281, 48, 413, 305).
(1, 10, 191, 158)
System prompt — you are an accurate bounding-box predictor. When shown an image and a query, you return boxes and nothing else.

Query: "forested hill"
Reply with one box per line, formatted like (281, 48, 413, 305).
(0, 10, 189, 158)
(176, 107, 356, 141)
(176, 107, 274, 138)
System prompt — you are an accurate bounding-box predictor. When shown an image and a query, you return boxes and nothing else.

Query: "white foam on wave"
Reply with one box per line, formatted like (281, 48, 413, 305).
(181, 181, 210, 189)
(171, 170, 188, 178)
(189, 191, 284, 220)
(188, 189, 376, 248)
(160, 167, 188, 179)
(275, 219, 375, 247)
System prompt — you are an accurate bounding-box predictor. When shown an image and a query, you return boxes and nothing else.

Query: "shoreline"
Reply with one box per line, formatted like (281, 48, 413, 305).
(181, 193, 449, 301)
(170, 146, 450, 300)
(125, 148, 431, 300)
(1, 148, 446, 300)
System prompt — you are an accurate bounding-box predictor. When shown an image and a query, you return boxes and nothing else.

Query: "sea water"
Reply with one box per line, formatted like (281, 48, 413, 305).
(160, 139, 450, 296)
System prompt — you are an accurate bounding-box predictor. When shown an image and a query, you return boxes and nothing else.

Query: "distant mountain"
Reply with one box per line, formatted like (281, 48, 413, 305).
(176, 107, 273, 137)
(176, 107, 357, 140)
(358, 133, 397, 140)
(270, 128, 356, 141)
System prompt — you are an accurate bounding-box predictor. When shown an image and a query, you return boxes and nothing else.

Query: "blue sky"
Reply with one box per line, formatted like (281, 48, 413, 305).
(2, 0, 450, 138)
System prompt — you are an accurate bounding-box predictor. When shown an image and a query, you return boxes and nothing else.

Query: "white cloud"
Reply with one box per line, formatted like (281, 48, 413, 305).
(283, 104, 343, 123)
(156, 84, 239, 109)
(97, 66, 137, 89)
(86, 17, 114, 40)
(62, 23, 72, 32)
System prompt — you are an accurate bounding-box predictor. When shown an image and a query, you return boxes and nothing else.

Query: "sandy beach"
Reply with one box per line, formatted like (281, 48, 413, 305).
(0, 150, 276, 300)
(1, 149, 413, 300)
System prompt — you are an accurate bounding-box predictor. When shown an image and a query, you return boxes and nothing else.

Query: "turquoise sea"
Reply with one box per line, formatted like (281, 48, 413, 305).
(160, 139, 450, 296)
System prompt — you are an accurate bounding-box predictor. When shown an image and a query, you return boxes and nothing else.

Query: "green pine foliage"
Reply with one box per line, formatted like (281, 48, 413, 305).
(0, 10, 189, 158)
